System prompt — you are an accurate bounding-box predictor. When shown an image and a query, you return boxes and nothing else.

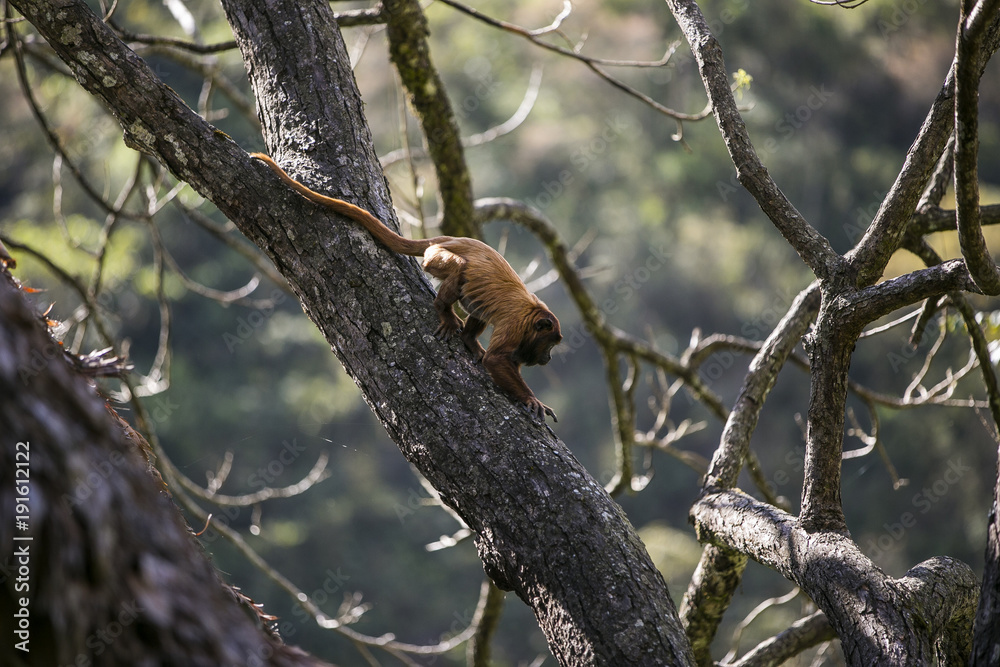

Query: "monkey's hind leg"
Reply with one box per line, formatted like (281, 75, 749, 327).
(431, 273, 464, 340)
(460, 316, 487, 362)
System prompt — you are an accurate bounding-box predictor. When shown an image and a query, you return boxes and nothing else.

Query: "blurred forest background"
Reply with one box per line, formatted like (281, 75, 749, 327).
(2, 0, 999, 664)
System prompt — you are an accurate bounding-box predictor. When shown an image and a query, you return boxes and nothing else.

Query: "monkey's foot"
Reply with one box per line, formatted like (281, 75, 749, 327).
(464, 341, 486, 362)
(524, 398, 557, 423)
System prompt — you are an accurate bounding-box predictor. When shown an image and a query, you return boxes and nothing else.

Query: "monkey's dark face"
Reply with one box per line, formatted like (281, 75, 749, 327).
(518, 311, 562, 366)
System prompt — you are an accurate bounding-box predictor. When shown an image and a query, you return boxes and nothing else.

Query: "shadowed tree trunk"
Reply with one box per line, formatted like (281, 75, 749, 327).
(972, 446, 1000, 665)
(0, 271, 333, 667)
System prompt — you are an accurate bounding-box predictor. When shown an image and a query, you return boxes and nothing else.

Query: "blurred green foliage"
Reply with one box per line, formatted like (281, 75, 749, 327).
(2, 0, 999, 664)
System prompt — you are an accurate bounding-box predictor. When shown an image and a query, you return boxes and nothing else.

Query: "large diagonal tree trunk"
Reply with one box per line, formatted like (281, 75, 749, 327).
(5, 0, 695, 663)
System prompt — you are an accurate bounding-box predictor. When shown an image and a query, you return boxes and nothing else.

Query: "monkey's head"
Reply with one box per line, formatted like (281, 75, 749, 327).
(518, 309, 562, 366)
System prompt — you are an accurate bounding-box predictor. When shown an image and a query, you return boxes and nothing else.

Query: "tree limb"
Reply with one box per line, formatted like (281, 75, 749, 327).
(846, 2, 1000, 287)
(664, 0, 842, 279)
(954, 0, 1000, 294)
(0, 271, 331, 666)
(727, 611, 836, 667)
(384, 0, 477, 238)
(691, 489, 978, 664)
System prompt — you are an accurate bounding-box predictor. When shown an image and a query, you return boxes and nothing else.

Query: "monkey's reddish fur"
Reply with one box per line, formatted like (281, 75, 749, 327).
(252, 153, 562, 421)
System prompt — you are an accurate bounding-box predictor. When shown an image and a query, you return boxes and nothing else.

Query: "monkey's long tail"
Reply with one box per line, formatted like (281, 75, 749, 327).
(250, 152, 439, 256)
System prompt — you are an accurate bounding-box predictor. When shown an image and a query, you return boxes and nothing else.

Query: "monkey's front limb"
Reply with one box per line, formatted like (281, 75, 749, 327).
(483, 352, 557, 422)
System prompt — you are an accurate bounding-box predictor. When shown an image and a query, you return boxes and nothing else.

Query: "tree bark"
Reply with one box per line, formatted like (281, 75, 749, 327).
(972, 468, 1000, 665)
(692, 490, 979, 665)
(0, 273, 332, 667)
(7, 0, 695, 663)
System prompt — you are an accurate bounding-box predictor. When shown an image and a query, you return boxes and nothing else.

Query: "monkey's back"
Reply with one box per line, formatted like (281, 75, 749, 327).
(424, 238, 545, 328)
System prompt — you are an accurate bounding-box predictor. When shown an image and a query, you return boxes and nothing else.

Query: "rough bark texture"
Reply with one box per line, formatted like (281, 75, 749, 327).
(678, 544, 748, 666)
(7, 0, 695, 663)
(0, 273, 332, 667)
(692, 489, 980, 665)
(973, 482, 1000, 665)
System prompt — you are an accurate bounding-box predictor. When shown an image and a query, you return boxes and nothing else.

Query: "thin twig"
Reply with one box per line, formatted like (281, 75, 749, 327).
(438, 0, 706, 122)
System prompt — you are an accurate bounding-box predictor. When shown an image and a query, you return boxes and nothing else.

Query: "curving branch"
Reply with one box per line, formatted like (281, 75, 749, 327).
(691, 489, 979, 663)
(680, 282, 819, 662)
(847, 1, 1000, 287)
(171, 199, 290, 291)
(704, 282, 820, 491)
(721, 586, 802, 664)
(917, 134, 955, 212)
(728, 610, 836, 667)
(848, 259, 980, 325)
(438, 0, 707, 122)
(166, 465, 482, 659)
(384, 0, 477, 238)
(165, 452, 332, 506)
(908, 202, 1000, 236)
(664, 0, 841, 279)
(438, 0, 674, 67)
(954, 0, 1000, 294)
(380, 65, 545, 169)
(134, 43, 260, 128)
(107, 6, 386, 54)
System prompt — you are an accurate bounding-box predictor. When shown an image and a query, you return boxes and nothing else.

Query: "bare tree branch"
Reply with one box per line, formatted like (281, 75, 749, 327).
(384, 0, 476, 238)
(691, 489, 979, 663)
(954, 0, 1000, 294)
(664, 0, 842, 279)
(847, 3, 1000, 287)
(727, 611, 836, 667)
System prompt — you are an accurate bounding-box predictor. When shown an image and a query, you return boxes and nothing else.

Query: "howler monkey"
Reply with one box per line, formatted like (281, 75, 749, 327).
(251, 153, 562, 422)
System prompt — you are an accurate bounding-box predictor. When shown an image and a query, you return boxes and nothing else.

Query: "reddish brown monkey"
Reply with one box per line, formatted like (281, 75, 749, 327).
(251, 153, 562, 421)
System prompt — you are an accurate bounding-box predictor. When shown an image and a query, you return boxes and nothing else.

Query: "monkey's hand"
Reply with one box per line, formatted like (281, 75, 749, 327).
(434, 313, 462, 340)
(525, 397, 558, 423)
